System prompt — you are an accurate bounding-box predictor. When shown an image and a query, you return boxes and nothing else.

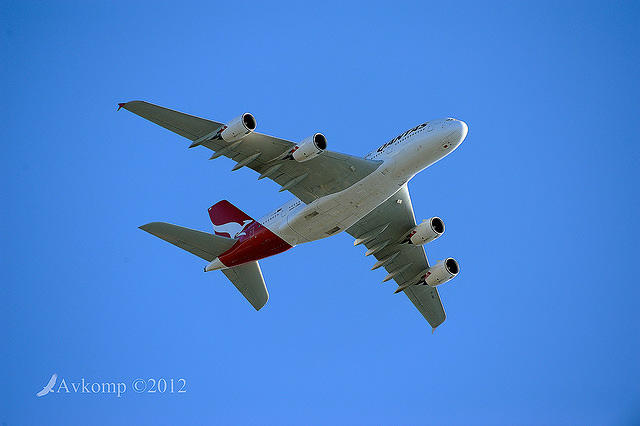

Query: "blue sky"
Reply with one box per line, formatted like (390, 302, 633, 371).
(2, 1, 639, 424)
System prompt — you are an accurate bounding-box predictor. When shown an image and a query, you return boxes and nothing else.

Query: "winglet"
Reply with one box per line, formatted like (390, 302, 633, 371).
(117, 102, 126, 111)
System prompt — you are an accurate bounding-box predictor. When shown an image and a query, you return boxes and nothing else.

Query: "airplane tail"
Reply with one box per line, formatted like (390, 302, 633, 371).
(139, 220, 269, 311)
(208, 200, 255, 240)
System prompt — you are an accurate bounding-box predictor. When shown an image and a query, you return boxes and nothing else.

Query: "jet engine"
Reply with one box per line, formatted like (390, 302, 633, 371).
(220, 113, 257, 143)
(291, 133, 327, 162)
(406, 217, 445, 245)
(421, 258, 459, 287)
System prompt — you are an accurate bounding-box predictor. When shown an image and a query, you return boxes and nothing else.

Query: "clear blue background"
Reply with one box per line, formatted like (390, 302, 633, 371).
(2, 1, 639, 424)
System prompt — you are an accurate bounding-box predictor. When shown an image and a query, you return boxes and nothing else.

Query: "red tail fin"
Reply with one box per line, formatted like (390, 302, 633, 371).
(208, 200, 255, 239)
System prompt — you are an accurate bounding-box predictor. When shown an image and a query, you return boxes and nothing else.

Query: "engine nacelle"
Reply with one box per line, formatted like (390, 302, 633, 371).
(220, 113, 257, 143)
(407, 217, 444, 245)
(421, 258, 459, 287)
(291, 133, 327, 162)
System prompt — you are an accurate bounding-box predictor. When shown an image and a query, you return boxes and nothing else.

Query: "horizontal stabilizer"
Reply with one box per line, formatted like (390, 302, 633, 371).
(139, 222, 236, 261)
(222, 261, 269, 311)
(140, 222, 268, 310)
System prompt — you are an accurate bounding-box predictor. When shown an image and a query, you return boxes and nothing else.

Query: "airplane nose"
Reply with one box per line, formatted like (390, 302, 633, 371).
(439, 119, 468, 151)
(454, 119, 468, 143)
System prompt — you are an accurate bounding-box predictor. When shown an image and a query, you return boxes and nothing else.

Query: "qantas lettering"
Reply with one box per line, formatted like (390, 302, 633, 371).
(377, 122, 428, 152)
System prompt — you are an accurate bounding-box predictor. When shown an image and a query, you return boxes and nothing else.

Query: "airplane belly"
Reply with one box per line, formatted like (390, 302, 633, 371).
(285, 169, 403, 243)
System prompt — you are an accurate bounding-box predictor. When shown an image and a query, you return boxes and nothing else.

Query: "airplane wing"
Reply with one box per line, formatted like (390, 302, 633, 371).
(118, 101, 382, 203)
(346, 185, 446, 329)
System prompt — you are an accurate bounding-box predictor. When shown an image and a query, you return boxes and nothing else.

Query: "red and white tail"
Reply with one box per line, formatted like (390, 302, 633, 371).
(208, 200, 255, 240)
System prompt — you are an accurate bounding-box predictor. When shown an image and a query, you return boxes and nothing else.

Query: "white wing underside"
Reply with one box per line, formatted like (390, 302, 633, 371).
(119, 101, 381, 203)
(347, 186, 446, 329)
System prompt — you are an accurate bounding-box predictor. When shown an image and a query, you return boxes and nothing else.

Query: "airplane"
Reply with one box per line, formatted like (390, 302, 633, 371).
(119, 101, 468, 330)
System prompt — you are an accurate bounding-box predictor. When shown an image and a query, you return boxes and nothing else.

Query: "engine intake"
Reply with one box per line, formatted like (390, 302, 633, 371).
(291, 133, 327, 162)
(421, 258, 459, 287)
(407, 217, 444, 245)
(220, 113, 256, 143)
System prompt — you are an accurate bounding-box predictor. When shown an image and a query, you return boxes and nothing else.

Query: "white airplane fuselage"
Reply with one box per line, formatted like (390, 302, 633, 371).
(261, 118, 468, 246)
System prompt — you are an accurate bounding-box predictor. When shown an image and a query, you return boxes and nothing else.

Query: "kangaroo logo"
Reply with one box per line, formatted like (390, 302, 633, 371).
(213, 219, 253, 238)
